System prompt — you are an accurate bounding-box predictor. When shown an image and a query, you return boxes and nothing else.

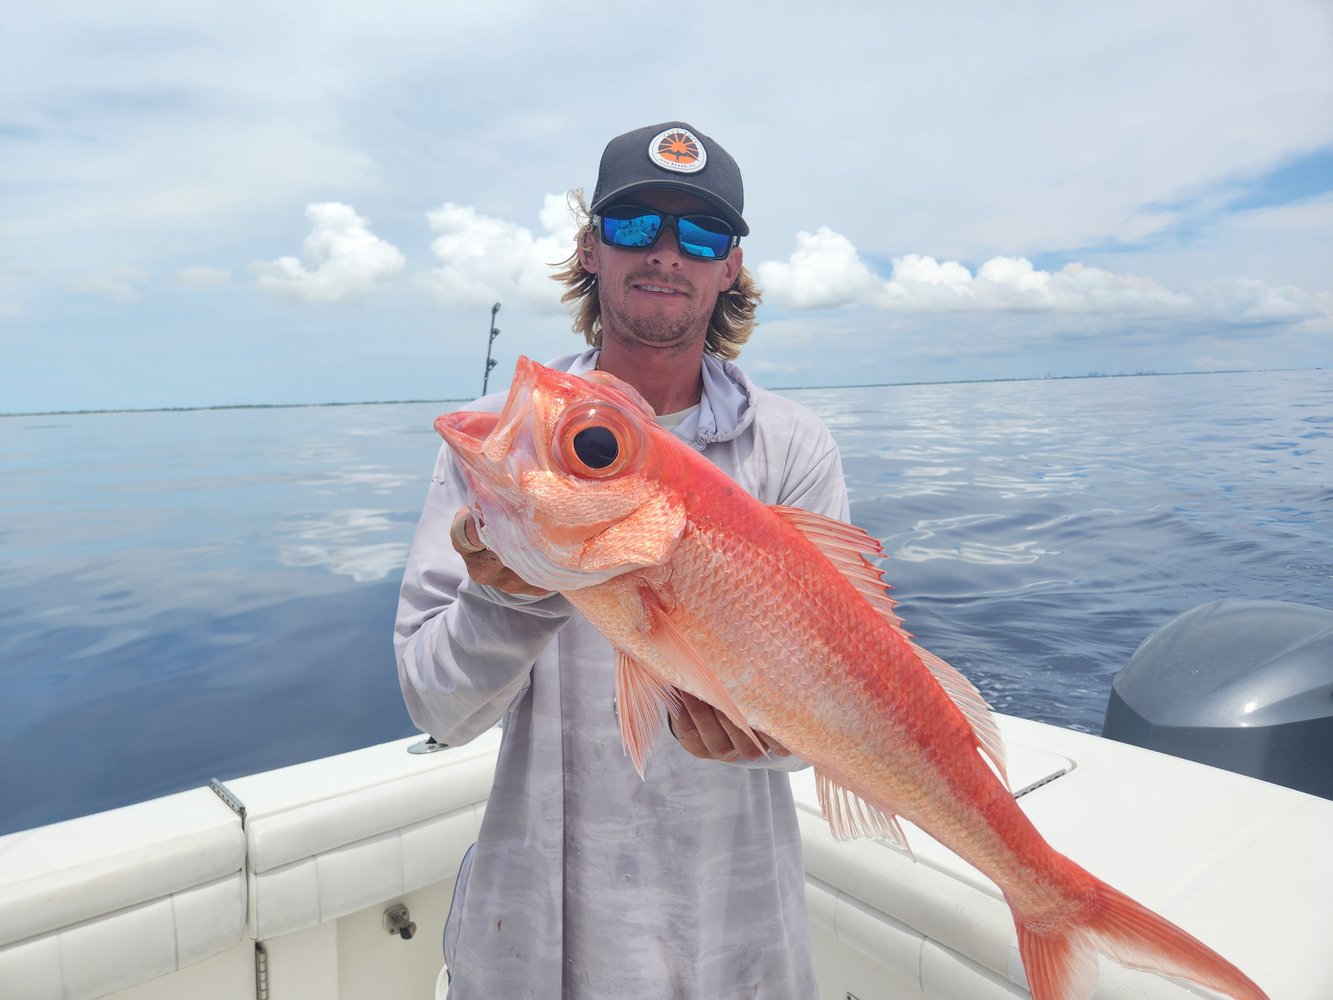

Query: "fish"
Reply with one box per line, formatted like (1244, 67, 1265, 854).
(435, 356, 1270, 1000)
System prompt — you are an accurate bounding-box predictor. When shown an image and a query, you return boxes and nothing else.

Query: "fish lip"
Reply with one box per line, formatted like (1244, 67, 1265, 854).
(434, 411, 492, 453)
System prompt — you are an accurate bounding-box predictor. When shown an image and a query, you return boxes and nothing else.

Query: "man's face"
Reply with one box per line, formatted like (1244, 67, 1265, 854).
(580, 188, 744, 353)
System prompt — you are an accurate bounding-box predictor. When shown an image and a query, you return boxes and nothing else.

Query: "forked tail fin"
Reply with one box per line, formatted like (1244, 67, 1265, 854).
(1014, 874, 1269, 1000)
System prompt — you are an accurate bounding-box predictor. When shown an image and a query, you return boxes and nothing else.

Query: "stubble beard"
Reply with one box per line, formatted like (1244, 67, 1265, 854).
(599, 273, 712, 351)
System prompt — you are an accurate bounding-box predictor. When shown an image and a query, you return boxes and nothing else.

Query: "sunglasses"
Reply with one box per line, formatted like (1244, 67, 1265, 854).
(597, 204, 738, 261)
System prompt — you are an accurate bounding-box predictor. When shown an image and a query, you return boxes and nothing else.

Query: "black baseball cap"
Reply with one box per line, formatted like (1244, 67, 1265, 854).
(589, 121, 749, 237)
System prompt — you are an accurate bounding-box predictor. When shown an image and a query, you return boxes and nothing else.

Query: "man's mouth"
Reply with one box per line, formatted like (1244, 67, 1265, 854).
(633, 282, 686, 295)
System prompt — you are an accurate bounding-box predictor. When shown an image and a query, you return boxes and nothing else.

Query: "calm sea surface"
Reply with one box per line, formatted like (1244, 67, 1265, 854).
(2, 369, 1329, 834)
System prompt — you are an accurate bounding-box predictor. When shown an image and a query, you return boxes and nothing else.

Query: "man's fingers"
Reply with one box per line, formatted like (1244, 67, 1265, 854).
(668, 693, 722, 759)
(670, 691, 765, 762)
(450, 508, 486, 554)
(713, 710, 764, 761)
(757, 730, 791, 757)
(668, 710, 709, 758)
(450, 507, 552, 597)
(688, 701, 740, 760)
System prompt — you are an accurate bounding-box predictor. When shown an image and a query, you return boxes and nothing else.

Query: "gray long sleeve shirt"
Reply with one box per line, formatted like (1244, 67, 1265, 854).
(395, 350, 849, 999)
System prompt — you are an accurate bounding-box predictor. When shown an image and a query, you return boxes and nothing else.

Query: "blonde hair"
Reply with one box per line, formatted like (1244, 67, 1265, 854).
(550, 190, 761, 362)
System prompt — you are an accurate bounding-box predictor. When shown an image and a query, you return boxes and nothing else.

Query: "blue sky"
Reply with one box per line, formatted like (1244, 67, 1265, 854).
(2, 1, 1330, 412)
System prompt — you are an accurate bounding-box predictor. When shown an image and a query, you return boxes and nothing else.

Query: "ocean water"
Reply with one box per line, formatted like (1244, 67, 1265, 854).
(1, 369, 1329, 835)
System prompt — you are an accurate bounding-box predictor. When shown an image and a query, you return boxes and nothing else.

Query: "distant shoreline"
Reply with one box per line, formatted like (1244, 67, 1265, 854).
(1, 366, 1315, 419)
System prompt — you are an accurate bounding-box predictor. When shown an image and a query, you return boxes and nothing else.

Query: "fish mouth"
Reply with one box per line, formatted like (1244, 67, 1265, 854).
(434, 409, 501, 454)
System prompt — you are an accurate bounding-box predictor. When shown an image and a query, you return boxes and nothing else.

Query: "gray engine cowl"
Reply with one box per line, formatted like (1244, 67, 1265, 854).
(1103, 599, 1333, 799)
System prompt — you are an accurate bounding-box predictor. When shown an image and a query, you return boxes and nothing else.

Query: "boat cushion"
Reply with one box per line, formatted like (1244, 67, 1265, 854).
(0, 787, 245, 999)
(224, 732, 499, 939)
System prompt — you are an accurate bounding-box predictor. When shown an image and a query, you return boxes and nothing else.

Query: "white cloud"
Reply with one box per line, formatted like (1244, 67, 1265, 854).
(758, 227, 1331, 331)
(878, 255, 993, 310)
(1192, 277, 1330, 326)
(174, 266, 232, 288)
(755, 227, 881, 309)
(252, 203, 405, 303)
(71, 265, 151, 304)
(422, 193, 578, 313)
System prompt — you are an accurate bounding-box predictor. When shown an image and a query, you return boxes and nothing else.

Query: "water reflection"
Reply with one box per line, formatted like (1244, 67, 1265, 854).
(0, 401, 451, 833)
(277, 507, 413, 582)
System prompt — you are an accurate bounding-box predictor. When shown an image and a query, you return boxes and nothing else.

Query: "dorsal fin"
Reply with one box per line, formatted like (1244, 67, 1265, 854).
(770, 505, 1009, 787)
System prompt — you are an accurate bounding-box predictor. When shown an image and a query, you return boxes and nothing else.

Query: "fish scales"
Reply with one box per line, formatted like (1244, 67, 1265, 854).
(660, 497, 1016, 859)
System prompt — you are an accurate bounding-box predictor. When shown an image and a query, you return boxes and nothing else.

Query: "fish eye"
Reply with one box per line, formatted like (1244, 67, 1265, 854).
(572, 426, 619, 469)
(552, 402, 641, 479)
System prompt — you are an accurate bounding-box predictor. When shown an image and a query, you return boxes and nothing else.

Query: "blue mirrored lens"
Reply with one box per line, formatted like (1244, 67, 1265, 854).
(602, 213, 662, 249)
(600, 207, 733, 260)
(677, 218, 730, 259)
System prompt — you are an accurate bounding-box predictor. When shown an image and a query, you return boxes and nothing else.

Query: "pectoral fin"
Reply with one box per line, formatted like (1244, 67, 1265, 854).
(614, 649, 680, 778)
(638, 588, 762, 753)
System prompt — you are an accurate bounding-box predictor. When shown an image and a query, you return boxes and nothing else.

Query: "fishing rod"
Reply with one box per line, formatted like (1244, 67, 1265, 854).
(482, 302, 501, 395)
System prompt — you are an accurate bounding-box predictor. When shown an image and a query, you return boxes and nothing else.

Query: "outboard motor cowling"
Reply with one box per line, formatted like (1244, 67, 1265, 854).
(1103, 599, 1333, 799)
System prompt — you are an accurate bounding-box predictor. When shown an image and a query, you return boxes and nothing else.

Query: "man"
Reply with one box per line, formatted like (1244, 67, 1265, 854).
(395, 121, 849, 999)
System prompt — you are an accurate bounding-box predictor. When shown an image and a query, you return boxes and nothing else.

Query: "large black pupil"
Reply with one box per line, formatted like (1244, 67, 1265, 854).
(572, 426, 619, 469)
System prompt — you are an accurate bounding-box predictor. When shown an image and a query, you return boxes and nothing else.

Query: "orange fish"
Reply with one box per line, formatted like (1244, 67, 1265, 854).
(436, 357, 1269, 1000)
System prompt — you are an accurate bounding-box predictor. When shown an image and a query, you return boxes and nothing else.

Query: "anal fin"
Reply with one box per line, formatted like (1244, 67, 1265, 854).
(815, 770, 914, 858)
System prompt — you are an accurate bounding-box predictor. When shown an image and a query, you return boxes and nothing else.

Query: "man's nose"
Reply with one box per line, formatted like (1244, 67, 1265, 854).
(646, 221, 685, 267)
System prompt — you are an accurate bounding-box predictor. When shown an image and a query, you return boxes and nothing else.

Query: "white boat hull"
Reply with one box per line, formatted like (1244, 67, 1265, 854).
(2, 716, 1329, 999)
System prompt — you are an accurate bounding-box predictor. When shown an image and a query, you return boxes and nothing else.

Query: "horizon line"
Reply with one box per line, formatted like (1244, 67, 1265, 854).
(1, 365, 1316, 419)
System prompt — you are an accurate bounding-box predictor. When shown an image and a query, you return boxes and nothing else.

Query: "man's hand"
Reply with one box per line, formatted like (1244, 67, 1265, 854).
(450, 508, 552, 598)
(667, 689, 791, 763)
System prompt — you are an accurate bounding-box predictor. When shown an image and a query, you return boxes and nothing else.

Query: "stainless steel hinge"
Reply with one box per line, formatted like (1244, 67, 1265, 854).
(255, 942, 269, 1000)
(209, 778, 247, 828)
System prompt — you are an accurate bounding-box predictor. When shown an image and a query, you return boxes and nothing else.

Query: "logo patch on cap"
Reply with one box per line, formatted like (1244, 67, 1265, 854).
(648, 128, 707, 173)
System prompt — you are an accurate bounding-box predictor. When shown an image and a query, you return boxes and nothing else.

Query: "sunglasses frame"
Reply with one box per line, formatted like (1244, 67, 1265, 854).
(595, 204, 739, 261)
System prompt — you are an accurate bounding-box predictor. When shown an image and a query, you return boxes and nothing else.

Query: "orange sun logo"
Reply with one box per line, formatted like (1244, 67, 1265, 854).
(648, 128, 707, 173)
(657, 132, 699, 164)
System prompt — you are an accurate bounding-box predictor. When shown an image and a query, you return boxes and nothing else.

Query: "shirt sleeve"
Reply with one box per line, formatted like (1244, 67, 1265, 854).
(775, 409, 852, 522)
(394, 443, 573, 746)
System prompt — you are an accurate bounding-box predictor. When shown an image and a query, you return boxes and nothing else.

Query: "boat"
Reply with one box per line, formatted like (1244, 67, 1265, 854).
(2, 601, 1331, 999)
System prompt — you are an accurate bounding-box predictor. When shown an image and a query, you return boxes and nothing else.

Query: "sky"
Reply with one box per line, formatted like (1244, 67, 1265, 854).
(2, 1, 1331, 413)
